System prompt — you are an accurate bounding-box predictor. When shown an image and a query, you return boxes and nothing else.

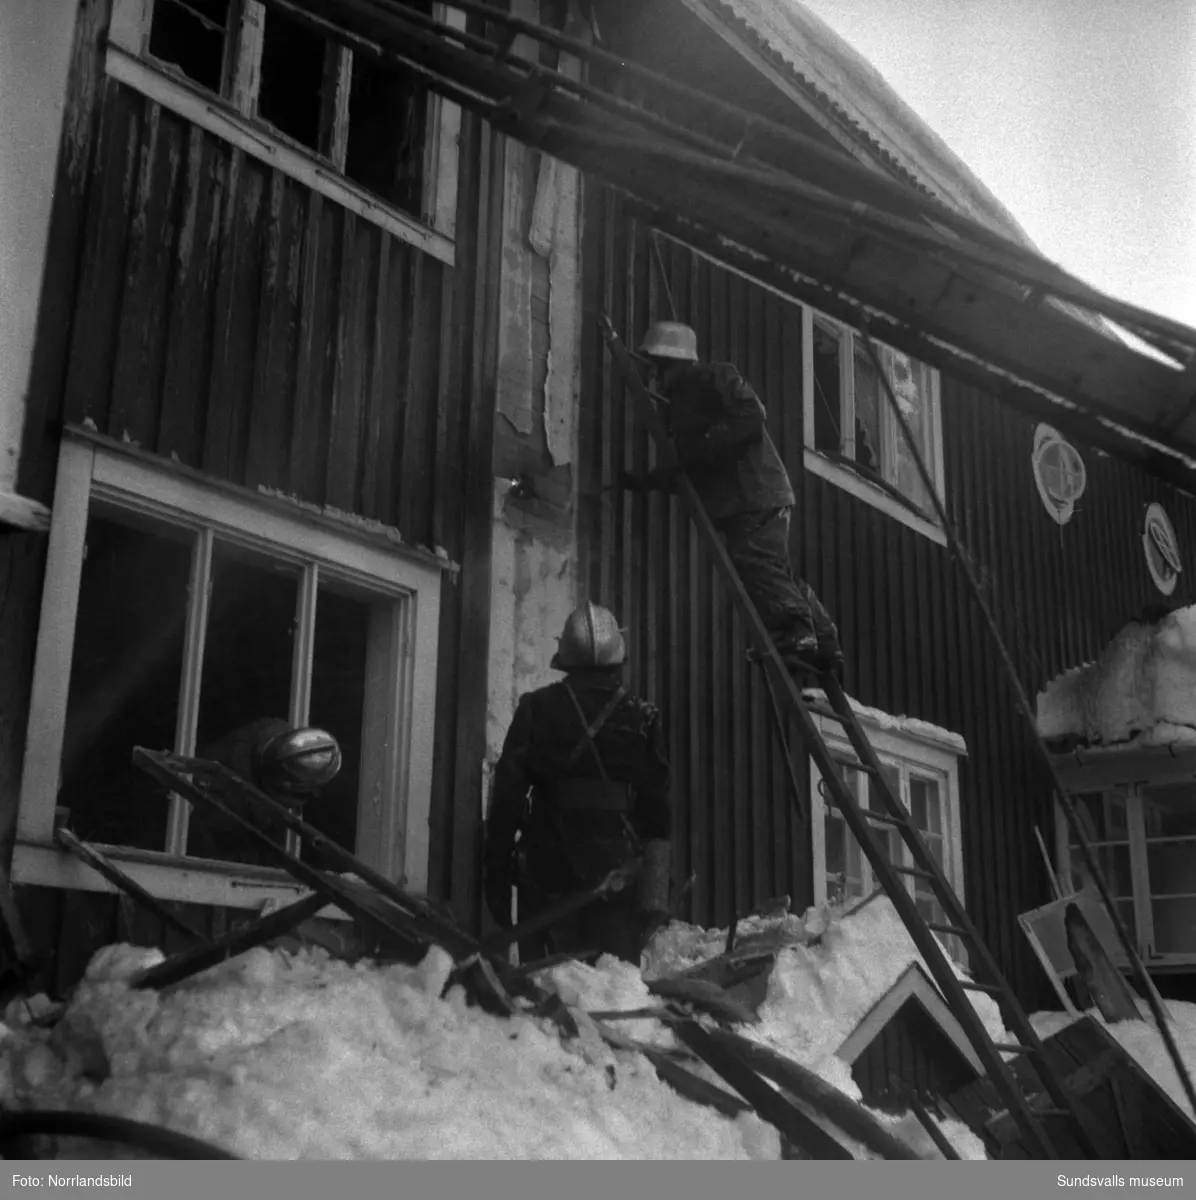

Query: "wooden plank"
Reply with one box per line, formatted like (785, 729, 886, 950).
(131, 892, 327, 991)
(157, 127, 222, 467)
(400, 252, 441, 546)
(202, 150, 266, 481)
(359, 239, 397, 524)
(244, 168, 301, 492)
(63, 81, 142, 432)
(323, 212, 368, 513)
(108, 99, 185, 449)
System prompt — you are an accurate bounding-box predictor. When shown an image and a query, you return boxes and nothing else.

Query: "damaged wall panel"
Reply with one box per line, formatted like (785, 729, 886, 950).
(484, 4, 588, 773)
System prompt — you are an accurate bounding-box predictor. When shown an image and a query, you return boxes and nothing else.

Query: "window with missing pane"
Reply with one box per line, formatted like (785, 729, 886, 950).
(132, 0, 443, 224)
(147, 0, 231, 93)
(806, 313, 942, 518)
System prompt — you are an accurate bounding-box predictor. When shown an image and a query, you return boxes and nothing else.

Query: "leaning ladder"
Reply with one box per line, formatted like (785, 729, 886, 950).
(599, 316, 1099, 1160)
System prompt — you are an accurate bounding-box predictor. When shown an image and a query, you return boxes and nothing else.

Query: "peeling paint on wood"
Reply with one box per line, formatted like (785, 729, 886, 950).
(496, 138, 536, 438)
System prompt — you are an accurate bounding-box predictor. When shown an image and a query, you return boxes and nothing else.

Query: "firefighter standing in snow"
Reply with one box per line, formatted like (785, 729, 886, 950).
(620, 321, 843, 674)
(483, 603, 672, 965)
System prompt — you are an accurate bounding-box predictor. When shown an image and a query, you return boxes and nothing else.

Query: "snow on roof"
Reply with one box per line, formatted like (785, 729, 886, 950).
(802, 689, 967, 756)
(1037, 606, 1196, 751)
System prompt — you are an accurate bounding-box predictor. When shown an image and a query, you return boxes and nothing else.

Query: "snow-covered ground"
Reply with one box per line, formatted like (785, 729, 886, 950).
(1037, 606, 1196, 748)
(0, 895, 1001, 1160)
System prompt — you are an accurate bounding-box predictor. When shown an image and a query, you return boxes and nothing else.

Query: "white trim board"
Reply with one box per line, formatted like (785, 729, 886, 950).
(834, 960, 985, 1077)
(12, 840, 352, 920)
(104, 42, 455, 266)
(804, 450, 947, 547)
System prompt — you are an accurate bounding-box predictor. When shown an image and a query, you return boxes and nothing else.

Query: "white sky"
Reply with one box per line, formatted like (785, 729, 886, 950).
(797, 0, 1196, 329)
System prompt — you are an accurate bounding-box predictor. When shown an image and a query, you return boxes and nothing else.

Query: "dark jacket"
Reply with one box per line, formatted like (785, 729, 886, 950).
(653, 362, 795, 521)
(485, 670, 671, 894)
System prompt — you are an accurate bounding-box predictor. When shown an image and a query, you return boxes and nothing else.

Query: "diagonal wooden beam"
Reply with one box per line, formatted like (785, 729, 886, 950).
(55, 828, 208, 947)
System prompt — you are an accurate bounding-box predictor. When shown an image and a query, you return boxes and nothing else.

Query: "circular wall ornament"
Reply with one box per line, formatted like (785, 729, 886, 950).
(1031, 424, 1086, 525)
(1143, 502, 1182, 596)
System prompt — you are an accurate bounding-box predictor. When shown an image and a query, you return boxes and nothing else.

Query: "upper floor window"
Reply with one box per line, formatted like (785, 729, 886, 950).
(108, 0, 460, 260)
(805, 312, 945, 541)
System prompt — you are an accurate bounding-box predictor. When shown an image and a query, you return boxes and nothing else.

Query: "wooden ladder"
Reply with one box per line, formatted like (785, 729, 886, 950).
(600, 315, 1100, 1159)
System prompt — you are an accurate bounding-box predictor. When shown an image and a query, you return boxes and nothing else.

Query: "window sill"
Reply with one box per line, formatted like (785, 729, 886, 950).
(104, 42, 455, 267)
(803, 449, 947, 548)
(12, 839, 352, 920)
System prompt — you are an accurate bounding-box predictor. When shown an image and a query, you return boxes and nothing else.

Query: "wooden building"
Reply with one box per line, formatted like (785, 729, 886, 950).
(1, 0, 1195, 1012)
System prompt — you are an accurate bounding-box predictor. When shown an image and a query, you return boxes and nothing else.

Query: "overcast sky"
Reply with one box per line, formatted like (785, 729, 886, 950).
(797, 0, 1196, 330)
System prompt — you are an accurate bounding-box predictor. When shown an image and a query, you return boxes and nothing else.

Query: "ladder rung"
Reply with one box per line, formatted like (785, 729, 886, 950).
(805, 701, 845, 723)
(960, 980, 1004, 995)
(993, 1042, 1036, 1055)
(858, 809, 908, 829)
(891, 864, 939, 882)
(927, 921, 970, 938)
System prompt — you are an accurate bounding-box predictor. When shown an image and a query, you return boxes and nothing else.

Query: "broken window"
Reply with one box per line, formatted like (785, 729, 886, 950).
(147, 0, 231, 93)
(256, 6, 327, 152)
(127, 0, 442, 223)
(344, 50, 429, 217)
(806, 315, 942, 520)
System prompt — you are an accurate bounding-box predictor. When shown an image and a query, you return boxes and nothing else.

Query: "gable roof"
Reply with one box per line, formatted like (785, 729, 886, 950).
(686, 0, 1036, 247)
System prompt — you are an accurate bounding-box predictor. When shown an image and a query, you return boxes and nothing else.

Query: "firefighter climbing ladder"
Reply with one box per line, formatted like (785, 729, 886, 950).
(599, 315, 1100, 1160)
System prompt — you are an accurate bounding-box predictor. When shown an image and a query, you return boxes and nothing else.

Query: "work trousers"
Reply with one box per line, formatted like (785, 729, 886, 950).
(717, 506, 837, 643)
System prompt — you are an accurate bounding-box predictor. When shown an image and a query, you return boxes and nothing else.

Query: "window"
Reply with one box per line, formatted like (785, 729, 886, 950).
(810, 702, 966, 961)
(107, 0, 460, 262)
(1055, 776, 1196, 967)
(803, 310, 946, 545)
(14, 429, 445, 912)
(1143, 503, 1182, 596)
(1032, 424, 1086, 525)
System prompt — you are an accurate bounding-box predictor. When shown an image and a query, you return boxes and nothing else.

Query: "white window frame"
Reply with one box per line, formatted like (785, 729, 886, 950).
(802, 306, 947, 547)
(106, 0, 462, 265)
(1054, 779, 1196, 972)
(809, 706, 966, 958)
(13, 427, 446, 917)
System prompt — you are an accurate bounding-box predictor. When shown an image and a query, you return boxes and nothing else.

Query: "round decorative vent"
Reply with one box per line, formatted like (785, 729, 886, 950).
(1032, 424, 1086, 525)
(1143, 502, 1182, 596)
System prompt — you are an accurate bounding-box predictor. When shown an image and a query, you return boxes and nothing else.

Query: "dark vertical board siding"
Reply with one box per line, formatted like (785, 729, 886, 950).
(158, 127, 222, 467)
(581, 191, 1196, 999)
(44, 80, 455, 539)
(15, 23, 500, 973)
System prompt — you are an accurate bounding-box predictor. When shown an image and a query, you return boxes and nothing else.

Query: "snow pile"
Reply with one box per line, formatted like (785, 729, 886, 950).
(742, 897, 1009, 1073)
(1032, 999, 1196, 1121)
(636, 897, 996, 1159)
(0, 944, 777, 1160)
(1036, 607, 1196, 748)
